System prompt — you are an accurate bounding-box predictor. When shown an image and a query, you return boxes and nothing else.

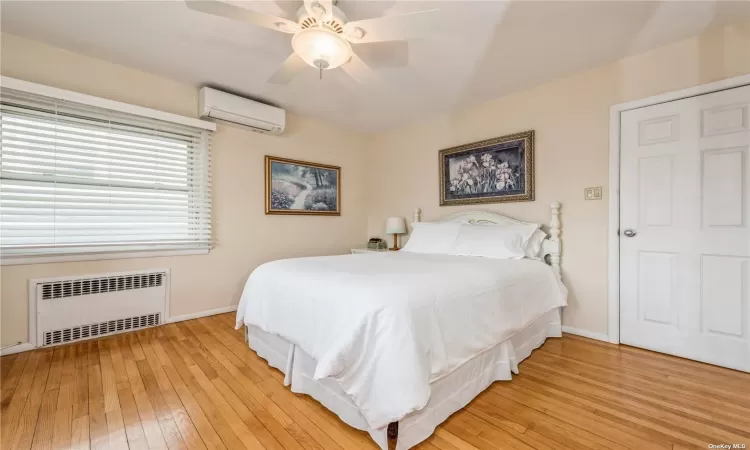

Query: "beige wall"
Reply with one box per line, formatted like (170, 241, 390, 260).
(365, 19, 750, 335)
(0, 34, 369, 347)
(2, 18, 750, 347)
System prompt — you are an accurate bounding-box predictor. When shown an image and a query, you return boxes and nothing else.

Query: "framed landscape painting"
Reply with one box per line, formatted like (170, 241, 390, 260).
(265, 156, 341, 215)
(439, 130, 534, 206)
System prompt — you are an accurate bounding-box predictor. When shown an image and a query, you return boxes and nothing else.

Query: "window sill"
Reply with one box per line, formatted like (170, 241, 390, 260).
(1, 248, 210, 266)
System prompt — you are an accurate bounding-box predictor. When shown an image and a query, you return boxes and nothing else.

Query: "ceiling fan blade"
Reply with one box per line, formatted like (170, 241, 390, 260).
(185, 0, 299, 34)
(354, 42, 408, 69)
(344, 9, 440, 44)
(341, 54, 379, 85)
(267, 53, 309, 85)
(303, 0, 333, 23)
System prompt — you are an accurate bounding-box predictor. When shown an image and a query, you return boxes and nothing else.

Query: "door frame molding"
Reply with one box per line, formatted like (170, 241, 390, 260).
(607, 74, 750, 344)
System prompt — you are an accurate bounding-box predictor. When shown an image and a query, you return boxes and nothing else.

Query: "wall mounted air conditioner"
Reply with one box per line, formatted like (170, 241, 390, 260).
(199, 87, 285, 135)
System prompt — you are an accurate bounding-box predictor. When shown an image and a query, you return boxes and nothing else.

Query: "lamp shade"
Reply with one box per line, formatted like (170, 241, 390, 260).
(385, 217, 407, 234)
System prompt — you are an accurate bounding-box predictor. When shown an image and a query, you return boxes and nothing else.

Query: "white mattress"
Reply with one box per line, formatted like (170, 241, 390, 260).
(236, 252, 567, 429)
(246, 307, 562, 450)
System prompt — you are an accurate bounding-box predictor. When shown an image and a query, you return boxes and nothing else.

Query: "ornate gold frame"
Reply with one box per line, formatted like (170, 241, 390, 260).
(439, 130, 535, 206)
(265, 155, 341, 216)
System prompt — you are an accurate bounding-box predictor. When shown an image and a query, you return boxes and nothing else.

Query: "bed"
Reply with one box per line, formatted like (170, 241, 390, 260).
(236, 203, 566, 449)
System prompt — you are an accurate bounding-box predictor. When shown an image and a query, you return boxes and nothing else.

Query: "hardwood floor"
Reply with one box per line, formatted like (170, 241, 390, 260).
(2, 312, 749, 450)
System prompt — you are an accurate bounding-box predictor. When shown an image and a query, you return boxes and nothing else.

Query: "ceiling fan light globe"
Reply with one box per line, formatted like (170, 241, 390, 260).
(292, 27, 352, 70)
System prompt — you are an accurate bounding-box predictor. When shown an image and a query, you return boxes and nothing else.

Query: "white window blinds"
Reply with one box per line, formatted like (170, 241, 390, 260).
(0, 87, 212, 258)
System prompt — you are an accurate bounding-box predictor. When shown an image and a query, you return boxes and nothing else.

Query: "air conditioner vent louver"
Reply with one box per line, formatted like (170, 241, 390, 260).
(40, 272, 164, 300)
(43, 313, 161, 346)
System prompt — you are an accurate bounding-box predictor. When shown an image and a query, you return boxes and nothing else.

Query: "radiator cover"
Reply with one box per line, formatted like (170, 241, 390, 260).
(32, 269, 168, 347)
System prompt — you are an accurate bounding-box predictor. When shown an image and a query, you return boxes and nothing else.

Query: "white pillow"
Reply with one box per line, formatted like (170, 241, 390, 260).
(453, 223, 539, 259)
(524, 228, 547, 259)
(401, 222, 461, 254)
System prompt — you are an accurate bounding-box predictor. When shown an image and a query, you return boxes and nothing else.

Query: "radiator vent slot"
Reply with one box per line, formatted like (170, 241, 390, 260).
(43, 312, 161, 346)
(41, 272, 164, 300)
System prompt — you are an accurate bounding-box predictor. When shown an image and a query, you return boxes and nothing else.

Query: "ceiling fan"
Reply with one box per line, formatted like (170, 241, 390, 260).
(185, 0, 440, 84)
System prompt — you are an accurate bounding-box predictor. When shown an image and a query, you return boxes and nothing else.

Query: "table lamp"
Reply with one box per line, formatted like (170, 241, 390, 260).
(385, 217, 407, 251)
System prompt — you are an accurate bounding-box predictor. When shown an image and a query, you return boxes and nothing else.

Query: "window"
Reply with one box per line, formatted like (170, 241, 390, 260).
(0, 83, 213, 260)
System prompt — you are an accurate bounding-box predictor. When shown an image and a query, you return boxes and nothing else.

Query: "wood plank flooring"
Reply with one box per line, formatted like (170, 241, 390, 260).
(2, 312, 749, 450)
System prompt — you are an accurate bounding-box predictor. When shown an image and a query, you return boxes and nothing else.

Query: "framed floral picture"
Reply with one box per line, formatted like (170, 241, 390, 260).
(439, 130, 534, 206)
(265, 156, 341, 215)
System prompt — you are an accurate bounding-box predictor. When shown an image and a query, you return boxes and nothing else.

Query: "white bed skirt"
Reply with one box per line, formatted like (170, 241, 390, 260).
(245, 307, 562, 450)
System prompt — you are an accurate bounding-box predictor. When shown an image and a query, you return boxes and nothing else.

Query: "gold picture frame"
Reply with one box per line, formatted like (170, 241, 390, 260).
(265, 155, 341, 216)
(439, 130, 534, 206)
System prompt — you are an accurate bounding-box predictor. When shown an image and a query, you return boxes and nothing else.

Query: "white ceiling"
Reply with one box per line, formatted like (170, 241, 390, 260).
(2, 1, 750, 132)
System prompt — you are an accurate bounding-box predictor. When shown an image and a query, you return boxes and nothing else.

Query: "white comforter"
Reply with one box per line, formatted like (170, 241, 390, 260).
(236, 252, 567, 429)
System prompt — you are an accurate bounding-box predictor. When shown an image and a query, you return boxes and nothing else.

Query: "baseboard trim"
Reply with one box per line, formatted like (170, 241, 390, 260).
(0, 314, 609, 354)
(1, 342, 35, 356)
(168, 305, 237, 324)
(561, 326, 610, 343)
(0, 307, 237, 357)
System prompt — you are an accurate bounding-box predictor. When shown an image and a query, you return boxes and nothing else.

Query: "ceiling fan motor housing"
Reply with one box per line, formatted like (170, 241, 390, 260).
(296, 4, 347, 34)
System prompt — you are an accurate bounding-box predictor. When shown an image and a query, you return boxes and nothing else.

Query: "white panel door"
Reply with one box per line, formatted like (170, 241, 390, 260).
(620, 85, 750, 372)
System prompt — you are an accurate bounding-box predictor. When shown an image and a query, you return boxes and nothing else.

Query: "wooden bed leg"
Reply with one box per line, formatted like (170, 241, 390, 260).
(387, 422, 398, 450)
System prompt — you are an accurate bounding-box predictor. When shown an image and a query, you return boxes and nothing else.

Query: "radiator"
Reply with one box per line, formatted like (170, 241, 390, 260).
(31, 269, 168, 347)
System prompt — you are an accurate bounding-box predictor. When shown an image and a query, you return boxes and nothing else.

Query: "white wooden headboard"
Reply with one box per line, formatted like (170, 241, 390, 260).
(412, 202, 562, 276)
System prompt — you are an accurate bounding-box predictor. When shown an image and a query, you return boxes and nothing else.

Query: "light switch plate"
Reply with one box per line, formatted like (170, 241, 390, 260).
(585, 187, 602, 200)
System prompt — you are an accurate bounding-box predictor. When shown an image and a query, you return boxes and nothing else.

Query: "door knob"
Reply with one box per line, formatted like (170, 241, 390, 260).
(623, 229, 637, 237)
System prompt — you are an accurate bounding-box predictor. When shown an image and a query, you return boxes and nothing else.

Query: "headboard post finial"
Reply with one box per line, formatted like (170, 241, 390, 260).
(549, 202, 562, 277)
(413, 208, 422, 224)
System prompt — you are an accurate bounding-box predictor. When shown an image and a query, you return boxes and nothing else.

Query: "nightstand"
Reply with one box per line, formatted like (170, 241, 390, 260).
(351, 248, 390, 254)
